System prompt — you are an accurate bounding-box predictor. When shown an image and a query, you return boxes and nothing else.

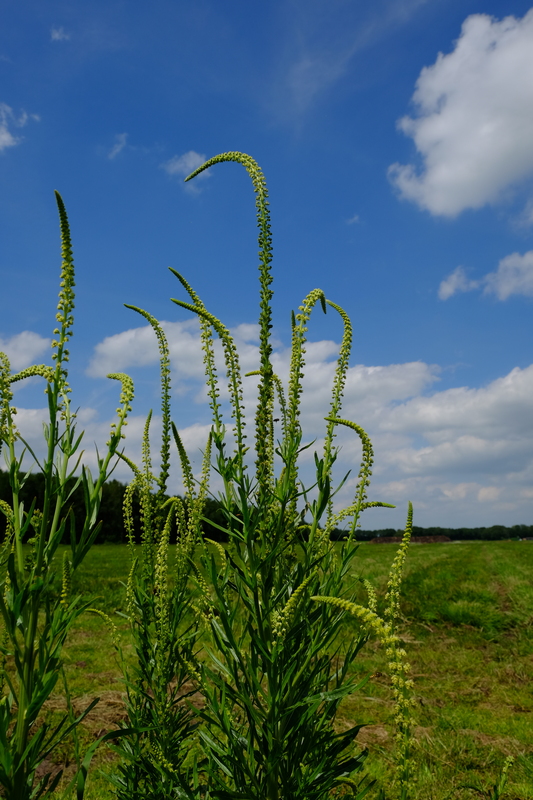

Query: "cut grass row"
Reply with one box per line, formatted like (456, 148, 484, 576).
(27, 540, 533, 799)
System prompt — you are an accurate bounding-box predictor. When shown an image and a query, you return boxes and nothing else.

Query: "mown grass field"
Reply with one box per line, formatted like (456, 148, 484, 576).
(25, 540, 533, 799)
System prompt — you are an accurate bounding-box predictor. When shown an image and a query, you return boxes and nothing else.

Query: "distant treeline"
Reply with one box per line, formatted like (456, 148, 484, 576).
(1, 471, 530, 543)
(350, 525, 533, 541)
(0, 470, 227, 544)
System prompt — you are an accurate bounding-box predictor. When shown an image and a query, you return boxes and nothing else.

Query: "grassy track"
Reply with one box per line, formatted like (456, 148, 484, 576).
(30, 541, 533, 798)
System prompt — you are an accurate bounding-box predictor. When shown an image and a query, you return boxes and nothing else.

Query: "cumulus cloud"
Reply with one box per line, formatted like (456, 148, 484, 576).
(108, 133, 128, 159)
(9, 319, 531, 526)
(50, 26, 70, 42)
(389, 9, 533, 216)
(86, 319, 205, 380)
(441, 251, 533, 300)
(381, 365, 533, 439)
(0, 331, 49, 370)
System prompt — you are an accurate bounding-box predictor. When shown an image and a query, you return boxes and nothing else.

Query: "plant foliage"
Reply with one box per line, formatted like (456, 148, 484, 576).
(112, 152, 417, 800)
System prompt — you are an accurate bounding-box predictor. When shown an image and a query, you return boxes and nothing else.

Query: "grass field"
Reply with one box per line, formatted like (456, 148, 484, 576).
(22, 540, 533, 799)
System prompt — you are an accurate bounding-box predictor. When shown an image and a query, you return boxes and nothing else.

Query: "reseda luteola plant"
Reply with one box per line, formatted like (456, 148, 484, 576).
(0, 193, 136, 799)
(115, 151, 416, 800)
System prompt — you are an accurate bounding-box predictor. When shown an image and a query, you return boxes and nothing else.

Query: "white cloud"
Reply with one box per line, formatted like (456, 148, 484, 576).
(381, 365, 533, 439)
(0, 103, 37, 152)
(438, 266, 480, 300)
(483, 251, 533, 299)
(389, 9, 533, 216)
(346, 213, 360, 225)
(50, 27, 70, 42)
(0, 331, 49, 370)
(161, 151, 210, 187)
(441, 250, 533, 301)
(108, 133, 128, 160)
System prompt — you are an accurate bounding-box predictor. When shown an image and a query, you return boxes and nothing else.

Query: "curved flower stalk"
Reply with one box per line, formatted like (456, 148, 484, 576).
(185, 152, 275, 495)
(168, 267, 223, 435)
(385, 502, 413, 628)
(322, 300, 353, 525)
(9, 364, 55, 386)
(279, 288, 328, 528)
(124, 306, 172, 500)
(286, 288, 327, 442)
(172, 423, 195, 500)
(171, 295, 247, 472)
(244, 368, 277, 494)
(324, 416, 394, 541)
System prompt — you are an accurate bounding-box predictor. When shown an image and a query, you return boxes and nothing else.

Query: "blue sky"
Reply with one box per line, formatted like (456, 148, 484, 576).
(2, 0, 533, 528)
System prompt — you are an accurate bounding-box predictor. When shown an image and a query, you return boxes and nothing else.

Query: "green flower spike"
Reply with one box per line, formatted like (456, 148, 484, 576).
(184, 152, 274, 493)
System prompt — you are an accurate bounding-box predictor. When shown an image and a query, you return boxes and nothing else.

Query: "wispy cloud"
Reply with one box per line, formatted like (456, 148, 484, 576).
(346, 213, 360, 225)
(440, 251, 533, 301)
(161, 151, 210, 192)
(50, 26, 70, 42)
(108, 132, 128, 160)
(438, 267, 480, 300)
(162, 150, 208, 178)
(269, 0, 429, 120)
(0, 103, 37, 152)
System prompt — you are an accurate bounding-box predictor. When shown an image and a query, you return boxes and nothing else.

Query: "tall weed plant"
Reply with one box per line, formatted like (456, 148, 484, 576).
(113, 152, 416, 800)
(0, 193, 136, 799)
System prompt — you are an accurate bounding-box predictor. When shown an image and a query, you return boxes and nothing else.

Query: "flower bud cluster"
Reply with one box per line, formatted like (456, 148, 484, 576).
(60, 552, 72, 608)
(287, 288, 327, 437)
(153, 505, 174, 654)
(125, 308, 172, 496)
(322, 301, 353, 524)
(385, 503, 413, 626)
(0, 628, 9, 696)
(272, 570, 317, 646)
(182, 657, 202, 685)
(125, 557, 138, 620)
(87, 607, 118, 649)
(0, 353, 16, 451)
(204, 538, 227, 571)
(362, 578, 378, 613)
(0, 500, 14, 545)
(149, 740, 177, 775)
(171, 269, 224, 434)
(106, 373, 135, 446)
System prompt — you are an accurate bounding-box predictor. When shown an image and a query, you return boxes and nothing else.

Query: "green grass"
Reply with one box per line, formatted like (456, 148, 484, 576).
(32, 541, 533, 799)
